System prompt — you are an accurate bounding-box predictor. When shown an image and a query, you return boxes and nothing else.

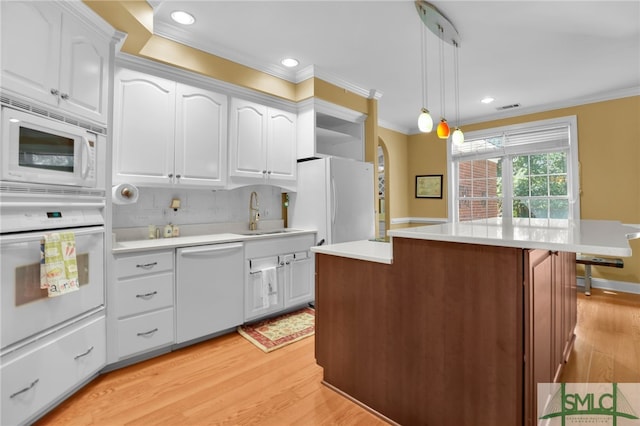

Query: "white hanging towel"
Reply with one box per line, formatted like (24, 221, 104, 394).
(261, 267, 277, 308)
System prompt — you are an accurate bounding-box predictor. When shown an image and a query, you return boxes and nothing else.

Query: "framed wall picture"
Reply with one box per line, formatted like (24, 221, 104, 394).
(416, 175, 443, 199)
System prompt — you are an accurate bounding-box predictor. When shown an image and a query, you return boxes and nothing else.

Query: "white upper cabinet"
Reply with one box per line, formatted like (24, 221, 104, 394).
(229, 98, 296, 187)
(175, 84, 228, 187)
(0, 2, 110, 124)
(267, 108, 297, 181)
(113, 68, 228, 188)
(114, 69, 175, 186)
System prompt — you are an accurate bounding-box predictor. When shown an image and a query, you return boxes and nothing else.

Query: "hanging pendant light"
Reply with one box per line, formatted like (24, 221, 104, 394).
(415, 1, 461, 141)
(418, 21, 433, 133)
(436, 24, 450, 140)
(451, 40, 464, 145)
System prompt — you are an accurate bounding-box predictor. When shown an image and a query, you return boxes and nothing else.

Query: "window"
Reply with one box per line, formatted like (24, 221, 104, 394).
(449, 116, 579, 222)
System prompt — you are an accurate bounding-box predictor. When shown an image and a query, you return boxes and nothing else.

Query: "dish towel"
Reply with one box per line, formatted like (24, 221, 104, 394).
(40, 232, 79, 297)
(261, 267, 277, 308)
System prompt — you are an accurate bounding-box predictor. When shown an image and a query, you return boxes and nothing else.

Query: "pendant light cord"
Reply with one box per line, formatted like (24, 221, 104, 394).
(454, 40, 460, 128)
(438, 25, 445, 120)
(421, 22, 427, 109)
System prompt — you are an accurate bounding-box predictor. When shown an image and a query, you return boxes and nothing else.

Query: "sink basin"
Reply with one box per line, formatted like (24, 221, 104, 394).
(235, 228, 300, 236)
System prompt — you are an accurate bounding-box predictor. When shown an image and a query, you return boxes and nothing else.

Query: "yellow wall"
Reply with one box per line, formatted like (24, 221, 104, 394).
(405, 131, 449, 220)
(398, 96, 640, 285)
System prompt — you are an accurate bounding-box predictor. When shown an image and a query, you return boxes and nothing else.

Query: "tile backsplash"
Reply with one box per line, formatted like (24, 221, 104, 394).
(112, 185, 284, 229)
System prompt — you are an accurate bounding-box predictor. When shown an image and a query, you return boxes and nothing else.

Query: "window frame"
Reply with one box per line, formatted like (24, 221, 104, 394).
(447, 116, 580, 222)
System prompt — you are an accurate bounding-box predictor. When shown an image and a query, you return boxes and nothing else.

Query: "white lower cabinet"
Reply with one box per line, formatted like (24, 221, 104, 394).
(244, 234, 315, 321)
(117, 308, 175, 359)
(1, 315, 106, 426)
(114, 250, 175, 360)
(285, 250, 314, 309)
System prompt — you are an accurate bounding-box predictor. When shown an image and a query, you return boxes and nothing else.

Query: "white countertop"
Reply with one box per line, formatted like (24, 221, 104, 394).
(310, 219, 636, 264)
(311, 240, 393, 264)
(388, 218, 637, 257)
(112, 229, 316, 254)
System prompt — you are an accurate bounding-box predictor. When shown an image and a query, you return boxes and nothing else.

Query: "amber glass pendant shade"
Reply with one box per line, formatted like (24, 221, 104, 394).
(437, 119, 450, 139)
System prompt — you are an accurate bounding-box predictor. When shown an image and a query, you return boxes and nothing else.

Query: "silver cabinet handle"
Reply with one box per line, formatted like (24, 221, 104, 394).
(10, 379, 39, 398)
(136, 291, 158, 299)
(60, 93, 69, 100)
(50, 88, 59, 96)
(262, 170, 267, 174)
(175, 174, 181, 179)
(137, 328, 158, 337)
(267, 170, 272, 175)
(168, 173, 173, 178)
(74, 346, 94, 360)
(136, 262, 157, 269)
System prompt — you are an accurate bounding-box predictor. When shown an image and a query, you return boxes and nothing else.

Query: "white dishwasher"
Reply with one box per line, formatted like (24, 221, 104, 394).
(176, 242, 244, 344)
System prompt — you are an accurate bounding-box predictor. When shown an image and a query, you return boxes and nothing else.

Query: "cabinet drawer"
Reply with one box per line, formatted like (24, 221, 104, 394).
(116, 272, 174, 318)
(117, 308, 174, 359)
(1, 316, 106, 426)
(115, 251, 174, 279)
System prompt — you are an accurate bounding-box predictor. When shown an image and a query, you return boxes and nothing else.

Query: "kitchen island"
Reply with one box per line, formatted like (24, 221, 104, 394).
(311, 219, 635, 426)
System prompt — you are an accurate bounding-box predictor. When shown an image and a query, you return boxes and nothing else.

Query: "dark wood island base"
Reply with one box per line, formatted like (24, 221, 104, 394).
(314, 237, 576, 426)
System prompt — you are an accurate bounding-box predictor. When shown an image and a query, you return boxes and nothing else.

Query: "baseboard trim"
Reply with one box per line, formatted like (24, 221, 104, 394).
(577, 276, 640, 295)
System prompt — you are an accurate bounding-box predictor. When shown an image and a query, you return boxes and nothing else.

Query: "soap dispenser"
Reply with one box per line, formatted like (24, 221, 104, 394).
(164, 224, 173, 238)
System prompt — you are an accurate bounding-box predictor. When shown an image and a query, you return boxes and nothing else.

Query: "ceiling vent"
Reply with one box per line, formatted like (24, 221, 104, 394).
(496, 103, 521, 111)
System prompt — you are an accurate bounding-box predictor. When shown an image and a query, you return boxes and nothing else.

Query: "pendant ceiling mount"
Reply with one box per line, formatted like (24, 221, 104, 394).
(415, 1, 460, 47)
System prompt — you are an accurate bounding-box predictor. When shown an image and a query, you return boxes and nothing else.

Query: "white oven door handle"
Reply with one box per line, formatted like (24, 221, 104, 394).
(179, 243, 243, 257)
(0, 226, 105, 243)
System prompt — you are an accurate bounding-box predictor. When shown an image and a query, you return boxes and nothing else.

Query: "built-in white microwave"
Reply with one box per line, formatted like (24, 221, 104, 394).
(1, 107, 98, 188)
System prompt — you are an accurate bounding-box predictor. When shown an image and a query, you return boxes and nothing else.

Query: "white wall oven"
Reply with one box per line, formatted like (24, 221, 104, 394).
(1, 107, 99, 188)
(0, 195, 105, 350)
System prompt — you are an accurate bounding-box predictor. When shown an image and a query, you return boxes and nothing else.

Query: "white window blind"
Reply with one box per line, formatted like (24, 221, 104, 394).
(452, 123, 571, 160)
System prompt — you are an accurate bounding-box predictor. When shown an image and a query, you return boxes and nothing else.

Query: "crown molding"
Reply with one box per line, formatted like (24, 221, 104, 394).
(62, 0, 119, 40)
(461, 86, 640, 128)
(115, 53, 298, 112)
(297, 65, 380, 100)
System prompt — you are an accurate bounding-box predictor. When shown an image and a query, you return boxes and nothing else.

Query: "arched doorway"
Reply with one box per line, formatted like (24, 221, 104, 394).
(377, 141, 390, 240)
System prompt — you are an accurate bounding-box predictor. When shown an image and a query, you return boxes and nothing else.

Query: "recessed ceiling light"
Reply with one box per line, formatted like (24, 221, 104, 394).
(281, 58, 299, 68)
(171, 10, 195, 25)
(481, 97, 495, 104)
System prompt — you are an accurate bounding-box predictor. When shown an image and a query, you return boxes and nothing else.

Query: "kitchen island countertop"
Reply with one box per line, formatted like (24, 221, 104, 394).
(312, 219, 636, 262)
(311, 240, 392, 264)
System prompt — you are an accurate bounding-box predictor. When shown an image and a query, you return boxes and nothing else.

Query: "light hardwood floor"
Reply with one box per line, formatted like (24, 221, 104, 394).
(37, 289, 640, 425)
(559, 289, 640, 383)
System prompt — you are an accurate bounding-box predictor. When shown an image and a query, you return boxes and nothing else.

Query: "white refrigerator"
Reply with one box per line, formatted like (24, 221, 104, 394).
(289, 157, 375, 245)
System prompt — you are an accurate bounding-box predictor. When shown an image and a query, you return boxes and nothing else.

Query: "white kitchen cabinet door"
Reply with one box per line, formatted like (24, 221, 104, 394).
(174, 84, 227, 187)
(57, 13, 110, 123)
(1, 2, 61, 107)
(229, 98, 297, 185)
(266, 108, 297, 182)
(228, 98, 268, 180)
(113, 68, 176, 186)
(0, 2, 110, 124)
(284, 253, 314, 309)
